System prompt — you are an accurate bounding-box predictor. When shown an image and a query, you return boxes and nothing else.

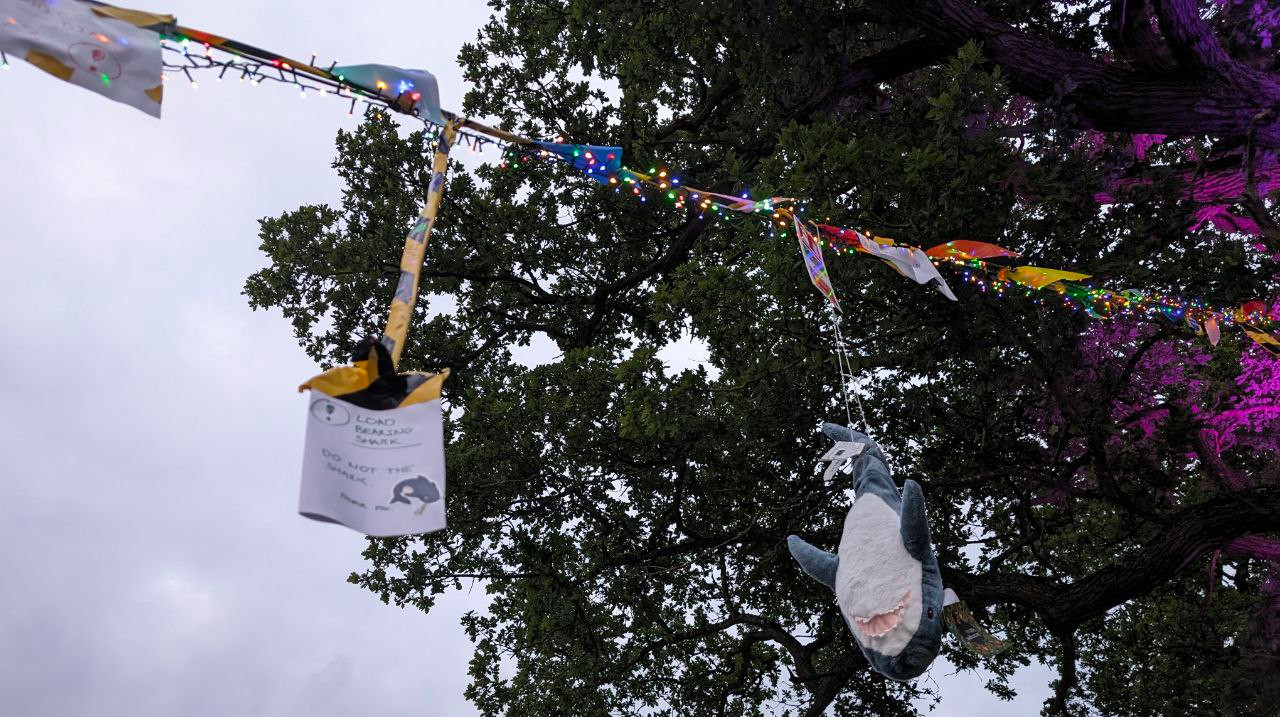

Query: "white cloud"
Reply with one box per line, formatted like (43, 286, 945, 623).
(0, 2, 488, 715)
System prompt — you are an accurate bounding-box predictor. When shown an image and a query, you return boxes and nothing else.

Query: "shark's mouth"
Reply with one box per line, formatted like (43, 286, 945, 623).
(852, 591, 911, 638)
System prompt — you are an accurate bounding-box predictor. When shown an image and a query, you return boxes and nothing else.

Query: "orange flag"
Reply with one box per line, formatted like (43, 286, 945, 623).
(925, 240, 1020, 260)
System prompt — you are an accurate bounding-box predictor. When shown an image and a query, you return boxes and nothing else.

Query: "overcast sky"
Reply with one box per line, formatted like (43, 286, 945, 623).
(0, 2, 1052, 715)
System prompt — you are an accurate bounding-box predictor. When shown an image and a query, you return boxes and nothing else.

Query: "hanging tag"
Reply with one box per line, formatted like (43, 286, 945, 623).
(818, 441, 865, 481)
(942, 589, 1009, 656)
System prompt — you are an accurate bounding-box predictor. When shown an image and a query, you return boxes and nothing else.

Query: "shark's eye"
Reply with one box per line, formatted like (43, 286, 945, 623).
(927, 607, 935, 619)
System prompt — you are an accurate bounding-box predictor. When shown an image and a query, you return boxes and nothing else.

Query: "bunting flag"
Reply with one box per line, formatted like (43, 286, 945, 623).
(331, 64, 443, 124)
(1, 0, 169, 116)
(925, 240, 1020, 260)
(1239, 301, 1270, 322)
(702, 190, 759, 212)
(852, 231, 958, 301)
(698, 190, 792, 214)
(380, 119, 460, 366)
(1001, 266, 1092, 289)
(1245, 329, 1280, 355)
(795, 216, 838, 309)
(535, 142, 622, 183)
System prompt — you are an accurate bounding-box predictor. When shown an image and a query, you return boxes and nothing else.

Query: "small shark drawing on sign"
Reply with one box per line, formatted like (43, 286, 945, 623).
(390, 476, 441, 515)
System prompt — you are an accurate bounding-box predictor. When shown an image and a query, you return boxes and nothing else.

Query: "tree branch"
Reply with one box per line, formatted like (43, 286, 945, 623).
(944, 485, 1280, 629)
(813, 36, 965, 116)
(1151, 0, 1234, 73)
(1046, 628, 1079, 716)
(652, 76, 742, 140)
(1193, 428, 1250, 490)
(1106, 0, 1179, 73)
(1224, 534, 1280, 563)
(883, 0, 1280, 145)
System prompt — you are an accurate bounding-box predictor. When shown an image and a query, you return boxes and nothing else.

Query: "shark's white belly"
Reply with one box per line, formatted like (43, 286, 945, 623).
(835, 493, 923, 657)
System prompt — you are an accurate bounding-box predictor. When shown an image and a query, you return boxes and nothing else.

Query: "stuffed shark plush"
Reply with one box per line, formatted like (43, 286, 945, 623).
(787, 423, 945, 681)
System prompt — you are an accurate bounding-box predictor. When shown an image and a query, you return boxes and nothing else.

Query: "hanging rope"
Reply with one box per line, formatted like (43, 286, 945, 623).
(829, 311, 872, 439)
(786, 209, 875, 438)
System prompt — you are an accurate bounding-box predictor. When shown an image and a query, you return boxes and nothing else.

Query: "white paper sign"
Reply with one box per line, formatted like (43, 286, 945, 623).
(298, 392, 446, 537)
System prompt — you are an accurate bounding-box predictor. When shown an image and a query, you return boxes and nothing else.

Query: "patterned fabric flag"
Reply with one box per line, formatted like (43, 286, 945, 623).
(795, 217, 839, 309)
(0, 0, 169, 116)
(1245, 329, 1280, 355)
(854, 231, 958, 301)
(378, 120, 459, 366)
(1238, 300, 1270, 322)
(1206, 317, 1221, 346)
(701, 190, 794, 214)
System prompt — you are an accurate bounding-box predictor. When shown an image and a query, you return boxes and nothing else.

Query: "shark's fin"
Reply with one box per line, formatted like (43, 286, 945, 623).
(421, 478, 441, 503)
(900, 479, 933, 562)
(787, 535, 839, 592)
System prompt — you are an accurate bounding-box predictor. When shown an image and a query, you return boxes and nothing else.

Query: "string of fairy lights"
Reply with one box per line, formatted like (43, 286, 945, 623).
(140, 35, 1279, 349)
(499, 144, 1279, 347)
(818, 229, 1278, 338)
(158, 38, 503, 153)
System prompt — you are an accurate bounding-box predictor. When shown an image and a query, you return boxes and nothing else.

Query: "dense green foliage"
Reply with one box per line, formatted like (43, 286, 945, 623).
(244, 2, 1280, 714)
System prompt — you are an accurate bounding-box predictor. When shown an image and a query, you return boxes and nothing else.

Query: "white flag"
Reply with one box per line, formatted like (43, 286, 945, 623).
(0, 0, 168, 117)
(298, 392, 447, 537)
(856, 232, 958, 301)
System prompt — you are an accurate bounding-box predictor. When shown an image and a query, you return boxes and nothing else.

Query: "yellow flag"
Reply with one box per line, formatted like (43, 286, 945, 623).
(1004, 266, 1092, 289)
(1245, 329, 1280, 354)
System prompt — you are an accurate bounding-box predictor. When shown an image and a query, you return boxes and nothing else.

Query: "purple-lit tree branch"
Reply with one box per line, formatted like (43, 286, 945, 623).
(822, 0, 1280, 245)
